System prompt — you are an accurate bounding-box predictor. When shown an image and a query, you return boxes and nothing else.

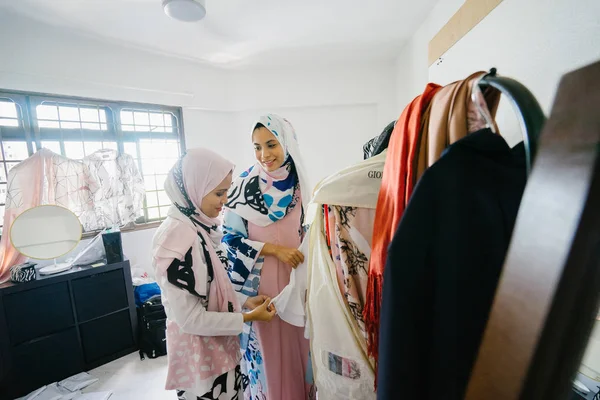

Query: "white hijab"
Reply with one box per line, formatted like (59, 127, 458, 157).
(226, 114, 311, 227)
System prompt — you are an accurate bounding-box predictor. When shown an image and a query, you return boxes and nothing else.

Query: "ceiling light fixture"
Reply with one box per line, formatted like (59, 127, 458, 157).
(163, 0, 207, 23)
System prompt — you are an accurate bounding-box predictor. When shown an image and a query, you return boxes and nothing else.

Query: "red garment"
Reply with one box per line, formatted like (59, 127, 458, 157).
(364, 83, 441, 369)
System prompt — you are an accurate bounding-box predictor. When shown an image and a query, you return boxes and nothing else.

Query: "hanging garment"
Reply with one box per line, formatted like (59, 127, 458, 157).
(81, 149, 144, 231)
(223, 114, 314, 400)
(0, 149, 90, 283)
(377, 129, 526, 400)
(274, 151, 387, 399)
(415, 72, 500, 183)
(365, 72, 502, 366)
(363, 121, 396, 160)
(152, 149, 243, 399)
(364, 83, 441, 364)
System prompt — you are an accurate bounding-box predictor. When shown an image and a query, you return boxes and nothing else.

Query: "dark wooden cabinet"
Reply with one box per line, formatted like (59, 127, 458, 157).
(0, 261, 137, 400)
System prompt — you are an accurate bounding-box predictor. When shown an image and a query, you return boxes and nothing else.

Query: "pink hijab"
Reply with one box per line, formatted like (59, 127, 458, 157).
(153, 147, 241, 383)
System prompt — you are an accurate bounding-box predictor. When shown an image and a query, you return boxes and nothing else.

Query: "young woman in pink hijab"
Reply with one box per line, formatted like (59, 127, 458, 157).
(152, 148, 276, 400)
(223, 115, 315, 400)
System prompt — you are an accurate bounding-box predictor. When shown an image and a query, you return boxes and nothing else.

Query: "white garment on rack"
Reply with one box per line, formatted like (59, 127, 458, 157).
(272, 151, 387, 400)
(273, 150, 387, 324)
(81, 149, 144, 231)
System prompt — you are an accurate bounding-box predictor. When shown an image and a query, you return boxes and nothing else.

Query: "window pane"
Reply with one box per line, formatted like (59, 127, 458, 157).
(154, 174, 167, 191)
(0, 101, 19, 127)
(79, 108, 100, 123)
(149, 113, 164, 127)
(38, 120, 60, 129)
(103, 142, 118, 150)
(155, 159, 174, 175)
(123, 142, 137, 158)
(157, 190, 170, 206)
(84, 141, 103, 155)
(2, 141, 29, 160)
(146, 191, 159, 207)
(120, 110, 134, 125)
(144, 175, 157, 191)
(147, 207, 160, 220)
(134, 111, 150, 126)
(164, 140, 180, 157)
(141, 160, 154, 175)
(0, 100, 18, 119)
(41, 141, 62, 154)
(81, 122, 101, 130)
(58, 106, 80, 122)
(0, 183, 6, 204)
(37, 104, 107, 131)
(139, 140, 160, 159)
(0, 118, 19, 127)
(64, 142, 85, 159)
(61, 121, 81, 130)
(0, 165, 6, 183)
(149, 126, 166, 133)
(159, 206, 170, 218)
(122, 124, 135, 132)
(139, 139, 176, 159)
(37, 104, 59, 120)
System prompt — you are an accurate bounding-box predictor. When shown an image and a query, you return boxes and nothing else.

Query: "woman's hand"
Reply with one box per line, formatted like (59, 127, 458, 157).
(244, 295, 269, 310)
(262, 243, 305, 268)
(243, 298, 277, 323)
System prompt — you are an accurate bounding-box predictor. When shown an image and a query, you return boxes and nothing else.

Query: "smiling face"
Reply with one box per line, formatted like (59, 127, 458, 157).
(252, 125, 286, 172)
(200, 172, 232, 218)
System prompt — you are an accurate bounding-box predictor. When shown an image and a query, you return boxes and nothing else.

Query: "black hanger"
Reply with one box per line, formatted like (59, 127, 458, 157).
(476, 68, 546, 174)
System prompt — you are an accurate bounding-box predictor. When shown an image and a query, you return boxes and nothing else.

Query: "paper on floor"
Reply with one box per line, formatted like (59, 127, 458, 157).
(58, 372, 99, 392)
(16, 386, 47, 400)
(17, 383, 75, 400)
(73, 391, 113, 400)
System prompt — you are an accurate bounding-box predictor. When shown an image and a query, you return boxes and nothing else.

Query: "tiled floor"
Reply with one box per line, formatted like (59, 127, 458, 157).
(84, 352, 172, 399)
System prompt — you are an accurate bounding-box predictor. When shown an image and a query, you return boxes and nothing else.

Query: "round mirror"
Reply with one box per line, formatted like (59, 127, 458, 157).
(10, 205, 82, 260)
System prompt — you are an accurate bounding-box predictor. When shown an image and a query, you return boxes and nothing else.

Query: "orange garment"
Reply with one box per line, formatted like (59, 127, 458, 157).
(363, 83, 441, 368)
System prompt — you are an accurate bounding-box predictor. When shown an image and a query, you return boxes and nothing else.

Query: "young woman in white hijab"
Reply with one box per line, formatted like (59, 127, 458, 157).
(152, 148, 276, 400)
(223, 115, 315, 400)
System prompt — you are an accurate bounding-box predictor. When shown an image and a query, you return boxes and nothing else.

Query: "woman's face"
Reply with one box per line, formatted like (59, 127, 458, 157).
(200, 172, 232, 218)
(253, 127, 285, 172)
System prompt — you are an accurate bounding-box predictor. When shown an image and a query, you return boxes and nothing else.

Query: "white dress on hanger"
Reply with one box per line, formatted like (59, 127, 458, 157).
(80, 149, 145, 231)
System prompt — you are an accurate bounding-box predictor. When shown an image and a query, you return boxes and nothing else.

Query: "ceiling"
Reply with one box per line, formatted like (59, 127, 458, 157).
(2, 0, 439, 69)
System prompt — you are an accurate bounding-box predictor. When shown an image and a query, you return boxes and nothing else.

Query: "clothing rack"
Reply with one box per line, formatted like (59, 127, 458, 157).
(477, 68, 546, 174)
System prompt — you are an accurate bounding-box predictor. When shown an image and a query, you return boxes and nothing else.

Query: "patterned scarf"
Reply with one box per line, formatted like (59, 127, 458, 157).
(226, 114, 310, 227)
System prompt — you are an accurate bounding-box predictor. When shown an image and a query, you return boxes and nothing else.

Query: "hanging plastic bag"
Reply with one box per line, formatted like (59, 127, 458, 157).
(70, 230, 106, 266)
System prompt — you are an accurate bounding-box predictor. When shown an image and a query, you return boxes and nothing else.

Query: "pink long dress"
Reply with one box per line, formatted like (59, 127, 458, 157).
(248, 203, 312, 400)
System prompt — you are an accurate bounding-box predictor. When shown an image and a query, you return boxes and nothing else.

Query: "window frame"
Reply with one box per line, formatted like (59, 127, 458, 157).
(0, 89, 186, 236)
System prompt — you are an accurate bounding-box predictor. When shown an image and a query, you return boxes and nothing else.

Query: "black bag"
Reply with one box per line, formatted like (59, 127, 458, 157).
(137, 294, 167, 360)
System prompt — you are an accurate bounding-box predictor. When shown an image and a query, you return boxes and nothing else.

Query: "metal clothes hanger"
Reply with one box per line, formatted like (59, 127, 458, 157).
(473, 68, 547, 174)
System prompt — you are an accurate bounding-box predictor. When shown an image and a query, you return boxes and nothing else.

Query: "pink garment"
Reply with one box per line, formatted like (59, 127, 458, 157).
(0, 152, 44, 283)
(153, 148, 242, 388)
(248, 203, 312, 400)
(324, 205, 375, 348)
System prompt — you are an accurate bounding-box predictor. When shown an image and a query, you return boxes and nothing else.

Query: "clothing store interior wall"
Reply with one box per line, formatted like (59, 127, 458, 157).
(0, 0, 599, 398)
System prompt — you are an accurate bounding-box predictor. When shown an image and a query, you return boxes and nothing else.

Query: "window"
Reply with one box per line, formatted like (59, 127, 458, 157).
(0, 91, 185, 234)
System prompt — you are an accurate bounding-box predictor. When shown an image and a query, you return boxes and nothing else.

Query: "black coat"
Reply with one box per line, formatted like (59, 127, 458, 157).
(377, 129, 527, 399)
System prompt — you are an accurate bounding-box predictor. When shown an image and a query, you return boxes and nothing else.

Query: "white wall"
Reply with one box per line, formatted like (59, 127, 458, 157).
(428, 0, 600, 145)
(395, 0, 465, 110)
(395, 0, 600, 144)
(0, 9, 398, 277)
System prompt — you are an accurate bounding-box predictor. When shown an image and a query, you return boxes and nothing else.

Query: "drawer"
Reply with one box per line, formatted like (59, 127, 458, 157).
(10, 328, 83, 399)
(72, 269, 128, 322)
(80, 309, 134, 364)
(3, 282, 74, 345)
